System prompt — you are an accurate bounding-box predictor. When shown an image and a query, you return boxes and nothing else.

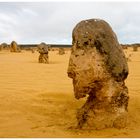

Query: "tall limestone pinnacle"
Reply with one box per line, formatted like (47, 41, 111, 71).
(67, 19, 129, 129)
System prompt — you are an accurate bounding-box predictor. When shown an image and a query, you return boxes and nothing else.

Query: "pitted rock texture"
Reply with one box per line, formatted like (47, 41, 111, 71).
(38, 43, 49, 63)
(67, 19, 129, 129)
(10, 41, 21, 52)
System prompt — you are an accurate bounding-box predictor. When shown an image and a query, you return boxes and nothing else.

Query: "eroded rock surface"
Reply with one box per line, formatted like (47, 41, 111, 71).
(10, 41, 21, 52)
(67, 19, 129, 129)
(38, 42, 49, 63)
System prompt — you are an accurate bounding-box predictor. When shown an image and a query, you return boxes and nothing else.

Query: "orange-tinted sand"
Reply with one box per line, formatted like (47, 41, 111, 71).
(0, 48, 140, 138)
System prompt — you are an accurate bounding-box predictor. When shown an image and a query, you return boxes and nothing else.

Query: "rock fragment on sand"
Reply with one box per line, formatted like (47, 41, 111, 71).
(38, 42, 49, 63)
(67, 19, 129, 129)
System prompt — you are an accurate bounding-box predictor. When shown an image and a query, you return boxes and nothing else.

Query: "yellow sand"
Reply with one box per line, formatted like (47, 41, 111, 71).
(0, 48, 140, 138)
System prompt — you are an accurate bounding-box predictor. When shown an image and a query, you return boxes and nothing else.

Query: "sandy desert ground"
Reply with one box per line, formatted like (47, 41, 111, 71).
(0, 48, 140, 138)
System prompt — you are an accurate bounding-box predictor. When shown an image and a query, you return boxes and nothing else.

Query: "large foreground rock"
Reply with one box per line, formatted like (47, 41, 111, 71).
(67, 19, 129, 129)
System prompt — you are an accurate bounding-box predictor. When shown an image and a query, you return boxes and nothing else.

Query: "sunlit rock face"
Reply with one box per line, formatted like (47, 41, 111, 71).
(67, 19, 129, 129)
(38, 42, 49, 63)
(10, 41, 21, 52)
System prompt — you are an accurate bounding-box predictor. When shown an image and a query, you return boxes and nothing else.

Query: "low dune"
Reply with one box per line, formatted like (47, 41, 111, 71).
(0, 48, 140, 138)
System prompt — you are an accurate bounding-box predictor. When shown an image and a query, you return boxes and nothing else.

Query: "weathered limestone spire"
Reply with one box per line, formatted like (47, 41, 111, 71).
(67, 19, 129, 129)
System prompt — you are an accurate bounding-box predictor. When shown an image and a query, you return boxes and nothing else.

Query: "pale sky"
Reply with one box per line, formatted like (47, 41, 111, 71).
(0, 1, 140, 44)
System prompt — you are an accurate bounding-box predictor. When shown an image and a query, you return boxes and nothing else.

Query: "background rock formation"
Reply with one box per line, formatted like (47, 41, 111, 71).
(67, 19, 129, 129)
(121, 43, 140, 51)
(38, 42, 49, 63)
(0, 43, 9, 50)
(10, 41, 21, 52)
(58, 48, 65, 55)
